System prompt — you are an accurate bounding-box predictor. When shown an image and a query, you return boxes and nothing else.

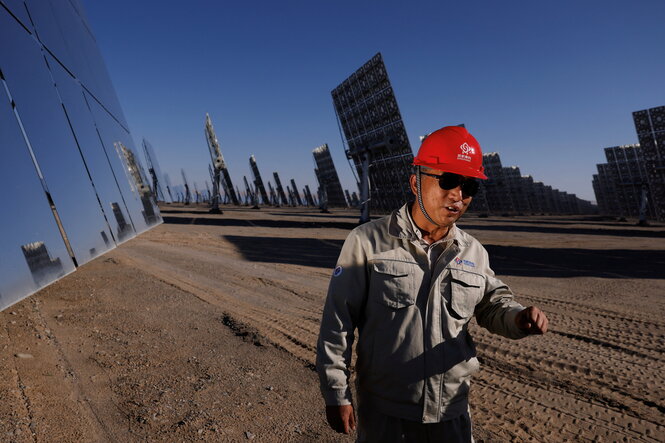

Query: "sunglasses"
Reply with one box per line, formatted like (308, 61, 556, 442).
(420, 171, 480, 197)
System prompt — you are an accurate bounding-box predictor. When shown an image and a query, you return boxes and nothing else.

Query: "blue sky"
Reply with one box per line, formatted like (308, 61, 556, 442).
(82, 0, 665, 202)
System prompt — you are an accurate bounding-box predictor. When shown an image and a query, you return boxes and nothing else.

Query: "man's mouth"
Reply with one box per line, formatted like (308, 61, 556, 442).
(444, 205, 461, 214)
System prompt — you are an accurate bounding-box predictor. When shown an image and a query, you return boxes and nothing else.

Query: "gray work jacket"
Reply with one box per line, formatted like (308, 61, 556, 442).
(316, 204, 527, 423)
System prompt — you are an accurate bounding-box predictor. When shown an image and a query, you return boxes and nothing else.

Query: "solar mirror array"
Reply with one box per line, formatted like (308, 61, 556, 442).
(249, 155, 270, 205)
(273, 172, 288, 206)
(332, 53, 414, 220)
(312, 144, 347, 207)
(0, 0, 161, 310)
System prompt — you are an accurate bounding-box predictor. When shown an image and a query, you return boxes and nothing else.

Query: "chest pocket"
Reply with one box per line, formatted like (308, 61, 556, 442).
(370, 260, 419, 309)
(449, 268, 484, 319)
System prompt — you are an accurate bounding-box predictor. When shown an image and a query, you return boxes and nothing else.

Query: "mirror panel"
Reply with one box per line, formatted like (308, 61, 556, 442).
(47, 53, 137, 244)
(0, 71, 75, 310)
(0, 9, 114, 265)
(85, 91, 162, 235)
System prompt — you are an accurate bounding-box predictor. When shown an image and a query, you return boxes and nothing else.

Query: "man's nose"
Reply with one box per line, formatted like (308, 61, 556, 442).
(448, 185, 463, 201)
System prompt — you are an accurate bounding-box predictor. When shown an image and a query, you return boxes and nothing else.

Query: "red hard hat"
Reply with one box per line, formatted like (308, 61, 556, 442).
(413, 126, 487, 179)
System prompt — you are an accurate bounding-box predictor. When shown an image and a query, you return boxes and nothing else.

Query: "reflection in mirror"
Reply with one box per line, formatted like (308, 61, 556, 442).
(85, 91, 161, 234)
(0, 53, 75, 310)
(142, 138, 169, 202)
(46, 52, 135, 245)
(21, 241, 66, 287)
(0, 8, 114, 266)
(115, 142, 160, 226)
(101, 231, 110, 247)
(112, 202, 134, 242)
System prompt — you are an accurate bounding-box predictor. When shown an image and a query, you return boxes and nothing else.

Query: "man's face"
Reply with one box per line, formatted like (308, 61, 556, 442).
(409, 168, 474, 228)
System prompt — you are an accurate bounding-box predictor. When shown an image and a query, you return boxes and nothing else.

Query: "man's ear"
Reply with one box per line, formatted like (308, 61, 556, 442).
(409, 174, 418, 196)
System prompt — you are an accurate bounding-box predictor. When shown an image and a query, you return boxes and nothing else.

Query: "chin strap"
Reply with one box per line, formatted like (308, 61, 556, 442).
(415, 165, 442, 228)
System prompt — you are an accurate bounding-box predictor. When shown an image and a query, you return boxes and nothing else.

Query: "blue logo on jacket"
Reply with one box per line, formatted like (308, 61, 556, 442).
(455, 257, 475, 267)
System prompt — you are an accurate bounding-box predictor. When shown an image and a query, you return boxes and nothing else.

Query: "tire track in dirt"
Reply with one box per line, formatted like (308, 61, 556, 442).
(478, 350, 664, 419)
(514, 311, 665, 361)
(129, 241, 331, 324)
(513, 291, 665, 328)
(472, 376, 657, 443)
(129, 239, 331, 305)
(27, 300, 116, 442)
(548, 330, 661, 362)
(114, 248, 322, 366)
(473, 361, 663, 442)
(472, 325, 664, 413)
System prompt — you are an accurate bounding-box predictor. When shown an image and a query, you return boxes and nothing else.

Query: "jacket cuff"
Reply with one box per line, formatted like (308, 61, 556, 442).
(504, 306, 530, 339)
(322, 387, 353, 405)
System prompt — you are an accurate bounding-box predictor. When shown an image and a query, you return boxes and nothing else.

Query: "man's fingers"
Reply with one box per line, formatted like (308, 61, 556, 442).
(518, 307, 549, 334)
(326, 405, 347, 433)
(349, 408, 357, 431)
(530, 310, 548, 334)
(326, 404, 356, 434)
(538, 314, 549, 333)
(342, 406, 356, 434)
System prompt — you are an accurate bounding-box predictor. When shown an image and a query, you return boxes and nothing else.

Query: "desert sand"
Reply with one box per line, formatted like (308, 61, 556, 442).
(0, 204, 663, 442)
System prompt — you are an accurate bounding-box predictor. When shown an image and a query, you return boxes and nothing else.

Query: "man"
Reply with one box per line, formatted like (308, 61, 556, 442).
(316, 126, 548, 442)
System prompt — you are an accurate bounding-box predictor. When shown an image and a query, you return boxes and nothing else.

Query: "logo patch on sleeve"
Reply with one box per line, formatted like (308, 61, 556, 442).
(333, 266, 343, 277)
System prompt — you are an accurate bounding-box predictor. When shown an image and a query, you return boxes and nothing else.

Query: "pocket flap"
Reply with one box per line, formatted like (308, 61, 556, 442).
(372, 260, 415, 277)
(450, 268, 483, 288)
(449, 269, 484, 319)
(370, 260, 418, 308)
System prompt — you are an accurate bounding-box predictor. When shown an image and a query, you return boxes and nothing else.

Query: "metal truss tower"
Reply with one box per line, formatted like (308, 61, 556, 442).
(205, 113, 239, 208)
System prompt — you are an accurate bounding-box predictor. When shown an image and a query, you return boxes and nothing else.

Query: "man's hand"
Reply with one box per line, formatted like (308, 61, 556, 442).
(515, 306, 548, 334)
(325, 404, 356, 434)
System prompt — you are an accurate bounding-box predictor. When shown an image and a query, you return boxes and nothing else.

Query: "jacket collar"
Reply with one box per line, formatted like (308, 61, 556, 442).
(388, 203, 469, 248)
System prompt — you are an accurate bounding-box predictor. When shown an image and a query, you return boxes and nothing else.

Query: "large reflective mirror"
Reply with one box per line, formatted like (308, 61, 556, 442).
(0, 71, 75, 310)
(0, 0, 32, 31)
(47, 52, 136, 245)
(0, 9, 114, 265)
(22, 1, 73, 72)
(85, 91, 162, 234)
(24, 0, 128, 129)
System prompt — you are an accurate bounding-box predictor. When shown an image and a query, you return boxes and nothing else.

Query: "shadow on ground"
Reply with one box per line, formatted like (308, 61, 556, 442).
(163, 214, 665, 239)
(267, 212, 365, 220)
(162, 216, 357, 231)
(484, 245, 665, 279)
(459, 223, 665, 238)
(223, 235, 343, 269)
(222, 235, 664, 279)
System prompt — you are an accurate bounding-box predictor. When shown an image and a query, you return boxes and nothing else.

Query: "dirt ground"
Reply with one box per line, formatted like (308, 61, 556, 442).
(0, 204, 663, 442)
